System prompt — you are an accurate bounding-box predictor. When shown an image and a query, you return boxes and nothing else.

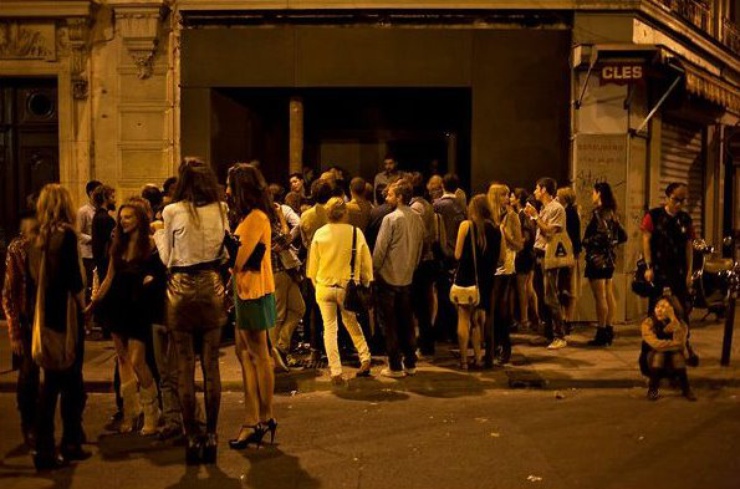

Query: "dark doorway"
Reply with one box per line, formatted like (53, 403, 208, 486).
(208, 87, 471, 188)
(0, 77, 59, 272)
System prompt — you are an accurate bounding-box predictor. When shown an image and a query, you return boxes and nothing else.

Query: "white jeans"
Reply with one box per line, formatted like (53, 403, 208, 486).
(316, 285, 371, 376)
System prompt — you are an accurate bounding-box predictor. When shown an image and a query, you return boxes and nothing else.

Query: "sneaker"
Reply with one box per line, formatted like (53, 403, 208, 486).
(405, 367, 417, 376)
(158, 423, 184, 441)
(355, 361, 372, 378)
(60, 445, 92, 462)
(546, 338, 567, 350)
(380, 367, 406, 379)
(272, 347, 290, 372)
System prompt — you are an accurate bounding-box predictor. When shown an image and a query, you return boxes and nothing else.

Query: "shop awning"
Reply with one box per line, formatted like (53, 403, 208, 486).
(575, 43, 740, 114)
(679, 61, 740, 114)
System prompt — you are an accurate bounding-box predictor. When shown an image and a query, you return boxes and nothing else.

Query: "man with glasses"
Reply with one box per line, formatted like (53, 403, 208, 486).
(640, 182, 694, 319)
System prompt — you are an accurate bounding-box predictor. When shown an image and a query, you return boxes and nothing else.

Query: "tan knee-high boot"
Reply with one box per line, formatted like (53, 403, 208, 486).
(139, 383, 161, 436)
(120, 380, 142, 433)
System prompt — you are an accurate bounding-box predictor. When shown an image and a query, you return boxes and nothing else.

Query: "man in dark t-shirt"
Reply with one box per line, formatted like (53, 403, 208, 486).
(640, 182, 694, 318)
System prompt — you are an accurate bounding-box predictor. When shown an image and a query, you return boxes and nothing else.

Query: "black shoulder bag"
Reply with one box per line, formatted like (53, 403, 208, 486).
(343, 226, 372, 313)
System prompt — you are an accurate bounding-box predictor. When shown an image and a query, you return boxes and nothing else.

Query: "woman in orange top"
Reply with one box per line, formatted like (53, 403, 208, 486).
(227, 163, 278, 449)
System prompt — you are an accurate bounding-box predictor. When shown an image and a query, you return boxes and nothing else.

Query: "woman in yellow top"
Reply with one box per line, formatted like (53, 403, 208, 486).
(227, 163, 278, 449)
(307, 197, 373, 384)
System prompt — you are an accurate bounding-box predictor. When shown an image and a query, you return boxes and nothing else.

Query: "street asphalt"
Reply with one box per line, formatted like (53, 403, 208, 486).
(0, 387, 739, 489)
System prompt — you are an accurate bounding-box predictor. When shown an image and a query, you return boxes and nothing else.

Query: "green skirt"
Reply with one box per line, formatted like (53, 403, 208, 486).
(234, 292, 276, 331)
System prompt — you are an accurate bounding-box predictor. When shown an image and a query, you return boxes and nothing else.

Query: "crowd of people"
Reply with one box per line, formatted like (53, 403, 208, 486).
(1, 154, 700, 472)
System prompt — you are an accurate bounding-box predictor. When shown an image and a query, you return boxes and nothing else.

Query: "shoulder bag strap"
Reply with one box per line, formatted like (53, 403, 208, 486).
(470, 221, 479, 288)
(215, 204, 227, 258)
(349, 226, 357, 282)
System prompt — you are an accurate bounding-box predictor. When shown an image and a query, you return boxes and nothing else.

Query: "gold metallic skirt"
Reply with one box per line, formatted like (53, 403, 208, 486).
(167, 270, 226, 332)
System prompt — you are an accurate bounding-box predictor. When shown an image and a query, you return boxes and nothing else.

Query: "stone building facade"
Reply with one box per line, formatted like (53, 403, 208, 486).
(1, 0, 739, 321)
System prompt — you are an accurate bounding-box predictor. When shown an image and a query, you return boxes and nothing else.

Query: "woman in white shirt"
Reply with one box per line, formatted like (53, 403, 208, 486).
(307, 197, 373, 384)
(153, 157, 228, 465)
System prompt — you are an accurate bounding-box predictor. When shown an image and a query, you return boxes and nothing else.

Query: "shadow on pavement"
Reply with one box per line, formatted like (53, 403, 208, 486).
(330, 370, 490, 401)
(238, 447, 321, 489)
(0, 457, 79, 489)
(97, 431, 184, 466)
(165, 463, 242, 489)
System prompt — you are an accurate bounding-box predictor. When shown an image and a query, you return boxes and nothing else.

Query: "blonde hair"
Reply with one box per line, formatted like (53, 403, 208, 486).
(35, 184, 76, 248)
(557, 186, 577, 208)
(326, 197, 348, 223)
(487, 183, 510, 226)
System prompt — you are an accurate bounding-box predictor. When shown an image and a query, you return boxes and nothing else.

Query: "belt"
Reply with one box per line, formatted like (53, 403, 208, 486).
(170, 260, 221, 274)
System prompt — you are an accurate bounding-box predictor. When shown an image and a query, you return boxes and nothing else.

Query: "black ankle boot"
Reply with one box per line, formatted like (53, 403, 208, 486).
(677, 371, 697, 401)
(202, 433, 218, 464)
(605, 325, 614, 345)
(185, 435, 202, 465)
(587, 327, 610, 347)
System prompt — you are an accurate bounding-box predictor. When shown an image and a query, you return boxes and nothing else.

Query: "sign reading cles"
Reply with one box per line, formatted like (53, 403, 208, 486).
(600, 63, 645, 85)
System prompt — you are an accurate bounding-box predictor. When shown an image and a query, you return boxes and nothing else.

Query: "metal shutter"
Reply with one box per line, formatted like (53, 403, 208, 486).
(661, 118, 705, 236)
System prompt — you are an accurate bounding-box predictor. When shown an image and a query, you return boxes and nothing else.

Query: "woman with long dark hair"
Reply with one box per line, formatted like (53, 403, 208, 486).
(583, 182, 626, 346)
(639, 294, 696, 401)
(226, 163, 279, 449)
(510, 188, 540, 330)
(27, 184, 89, 470)
(154, 157, 228, 464)
(88, 199, 163, 435)
(453, 195, 501, 369)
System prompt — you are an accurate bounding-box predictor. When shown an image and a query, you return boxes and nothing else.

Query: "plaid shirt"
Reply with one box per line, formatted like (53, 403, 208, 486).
(2, 234, 30, 344)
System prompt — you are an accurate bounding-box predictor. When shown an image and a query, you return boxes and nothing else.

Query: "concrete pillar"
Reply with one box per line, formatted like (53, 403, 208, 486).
(289, 96, 303, 174)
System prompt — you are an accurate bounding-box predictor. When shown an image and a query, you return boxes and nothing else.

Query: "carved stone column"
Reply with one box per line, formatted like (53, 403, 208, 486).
(112, 1, 169, 79)
(66, 17, 90, 99)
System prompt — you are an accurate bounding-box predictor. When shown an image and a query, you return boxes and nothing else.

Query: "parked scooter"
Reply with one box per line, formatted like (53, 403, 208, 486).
(691, 237, 737, 320)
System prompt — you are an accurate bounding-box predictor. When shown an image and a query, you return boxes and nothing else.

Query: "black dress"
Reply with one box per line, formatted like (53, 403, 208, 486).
(101, 249, 165, 341)
(455, 221, 501, 311)
(515, 210, 536, 274)
(583, 208, 626, 280)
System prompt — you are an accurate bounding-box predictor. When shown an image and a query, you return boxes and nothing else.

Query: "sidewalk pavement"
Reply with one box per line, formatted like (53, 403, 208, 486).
(1, 312, 738, 395)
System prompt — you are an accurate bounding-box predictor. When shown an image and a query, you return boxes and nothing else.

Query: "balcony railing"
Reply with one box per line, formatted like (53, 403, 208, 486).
(652, 0, 712, 33)
(723, 18, 740, 55)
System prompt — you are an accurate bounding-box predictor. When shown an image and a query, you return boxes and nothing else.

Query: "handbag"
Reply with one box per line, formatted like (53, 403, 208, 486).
(631, 256, 658, 297)
(496, 213, 517, 275)
(543, 230, 575, 270)
(31, 248, 79, 371)
(343, 226, 371, 313)
(450, 222, 480, 306)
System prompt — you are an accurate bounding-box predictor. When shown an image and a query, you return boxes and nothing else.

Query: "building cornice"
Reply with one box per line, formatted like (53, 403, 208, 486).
(175, 0, 637, 11)
(0, 1, 92, 18)
(636, 1, 740, 77)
